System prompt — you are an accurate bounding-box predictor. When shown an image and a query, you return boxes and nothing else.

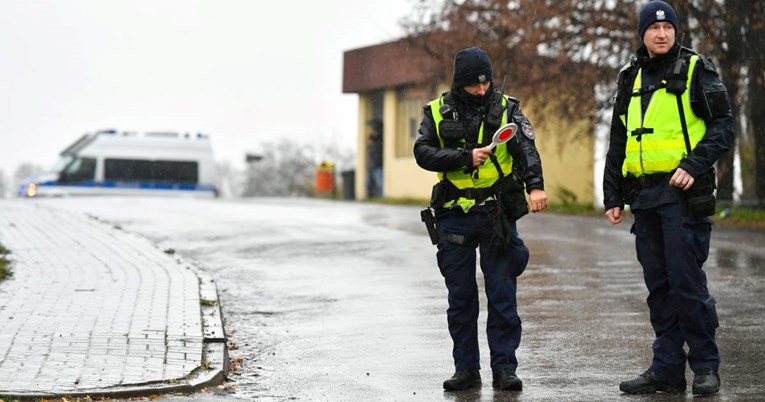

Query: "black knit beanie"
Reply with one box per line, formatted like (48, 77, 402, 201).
(452, 47, 493, 88)
(638, 1, 679, 39)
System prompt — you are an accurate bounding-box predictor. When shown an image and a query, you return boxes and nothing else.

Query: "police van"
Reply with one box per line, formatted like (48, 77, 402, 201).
(19, 129, 219, 198)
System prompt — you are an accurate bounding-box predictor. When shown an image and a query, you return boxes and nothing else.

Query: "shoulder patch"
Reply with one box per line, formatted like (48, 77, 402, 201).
(521, 121, 535, 140)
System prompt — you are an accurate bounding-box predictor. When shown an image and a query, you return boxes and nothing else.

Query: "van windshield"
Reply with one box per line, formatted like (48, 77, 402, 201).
(59, 157, 97, 183)
(46, 155, 75, 174)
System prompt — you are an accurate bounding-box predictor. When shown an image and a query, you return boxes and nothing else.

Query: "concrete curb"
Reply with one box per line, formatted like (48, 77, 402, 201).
(0, 203, 229, 400)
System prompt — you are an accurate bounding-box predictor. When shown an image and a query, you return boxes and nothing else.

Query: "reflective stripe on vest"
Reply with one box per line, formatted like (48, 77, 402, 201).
(621, 55, 706, 177)
(429, 95, 513, 211)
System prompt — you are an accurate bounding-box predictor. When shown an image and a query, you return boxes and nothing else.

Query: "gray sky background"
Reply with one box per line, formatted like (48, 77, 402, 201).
(0, 0, 412, 180)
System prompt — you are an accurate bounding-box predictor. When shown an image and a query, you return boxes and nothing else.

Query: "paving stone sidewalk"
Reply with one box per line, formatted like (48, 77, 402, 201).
(0, 201, 227, 399)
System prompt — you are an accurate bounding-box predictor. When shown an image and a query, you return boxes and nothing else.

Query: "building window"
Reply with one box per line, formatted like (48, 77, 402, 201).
(396, 85, 433, 157)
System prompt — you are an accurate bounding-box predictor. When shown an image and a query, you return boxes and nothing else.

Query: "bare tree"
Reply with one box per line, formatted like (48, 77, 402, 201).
(402, 0, 635, 116)
(748, 20, 765, 205)
(682, 0, 764, 203)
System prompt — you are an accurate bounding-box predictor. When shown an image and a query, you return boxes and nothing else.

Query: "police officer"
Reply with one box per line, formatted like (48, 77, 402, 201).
(414, 46, 548, 391)
(603, 1, 735, 396)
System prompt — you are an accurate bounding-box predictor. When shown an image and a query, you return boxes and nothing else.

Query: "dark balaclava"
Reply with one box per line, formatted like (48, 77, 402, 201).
(452, 47, 493, 88)
(638, 1, 679, 40)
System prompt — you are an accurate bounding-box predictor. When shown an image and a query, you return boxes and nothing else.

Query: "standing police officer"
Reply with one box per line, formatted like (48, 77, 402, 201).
(414, 46, 548, 392)
(603, 1, 735, 396)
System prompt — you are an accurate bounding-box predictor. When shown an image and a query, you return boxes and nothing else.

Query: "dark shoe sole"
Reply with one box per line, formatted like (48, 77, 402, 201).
(620, 383, 686, 394)
(443, 381, 481, 391)
(692, 385, 720, 395)
(492, 381, 522, 391)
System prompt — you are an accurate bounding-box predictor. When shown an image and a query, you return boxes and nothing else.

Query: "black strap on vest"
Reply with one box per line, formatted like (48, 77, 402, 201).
(488, 153, 505, 178)
(631, 83, 665, 97)
(676, 95, 693, 154)
(666, 56, 693, 154)
(630, 127, 654, 141)
(483, 90, 505, 141)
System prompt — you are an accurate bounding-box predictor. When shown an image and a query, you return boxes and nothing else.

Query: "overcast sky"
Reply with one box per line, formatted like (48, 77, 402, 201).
(0, 0, 413, 181)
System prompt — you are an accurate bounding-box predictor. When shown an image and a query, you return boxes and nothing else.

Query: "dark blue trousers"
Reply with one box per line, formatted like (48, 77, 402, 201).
(436, 205, 529, 371)
(633, 202, 720, 379)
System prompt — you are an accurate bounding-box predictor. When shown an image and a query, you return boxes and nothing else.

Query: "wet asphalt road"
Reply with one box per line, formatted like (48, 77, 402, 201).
(36, 197, 765, 401)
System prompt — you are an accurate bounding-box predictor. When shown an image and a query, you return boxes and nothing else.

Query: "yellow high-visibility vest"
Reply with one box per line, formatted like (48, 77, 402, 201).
(429, 95, 514, 211)
(621, 55, 707, 177)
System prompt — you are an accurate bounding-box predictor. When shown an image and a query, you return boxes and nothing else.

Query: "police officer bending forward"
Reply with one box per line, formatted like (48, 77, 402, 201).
(414, 46, 548, 392)
(603, 1, 735, 396)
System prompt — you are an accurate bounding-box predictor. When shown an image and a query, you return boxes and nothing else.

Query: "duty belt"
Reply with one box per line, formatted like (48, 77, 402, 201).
(430, 179, 496, 208)
(456, 187, 494, 200)
(633, 172, 673, 189)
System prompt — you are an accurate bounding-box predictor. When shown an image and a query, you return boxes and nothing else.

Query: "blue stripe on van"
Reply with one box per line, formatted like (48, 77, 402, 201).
(35, 180, 217, 192)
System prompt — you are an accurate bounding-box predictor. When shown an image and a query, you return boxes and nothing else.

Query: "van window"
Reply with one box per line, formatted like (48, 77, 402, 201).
(48, 155, 75, 174)
(104, 159, 198, 184)
(59, 157, 96, 183)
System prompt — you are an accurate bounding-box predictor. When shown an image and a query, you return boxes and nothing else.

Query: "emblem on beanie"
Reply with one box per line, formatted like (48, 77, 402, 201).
(656, 10, 666, 20)
(478, 74, 487, 83)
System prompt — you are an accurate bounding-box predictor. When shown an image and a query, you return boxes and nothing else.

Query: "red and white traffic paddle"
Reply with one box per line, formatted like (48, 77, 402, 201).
(489, 122, 517, 150)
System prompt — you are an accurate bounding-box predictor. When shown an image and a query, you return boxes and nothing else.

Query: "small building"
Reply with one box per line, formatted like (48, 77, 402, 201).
(342, 38, 596, 205)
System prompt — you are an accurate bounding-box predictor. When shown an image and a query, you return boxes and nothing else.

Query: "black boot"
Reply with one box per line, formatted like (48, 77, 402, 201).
(443, 370, 481, 391)
(619, 370, 686, 394)
(692, 369, 720, 395)
(492, 370, 522, 391)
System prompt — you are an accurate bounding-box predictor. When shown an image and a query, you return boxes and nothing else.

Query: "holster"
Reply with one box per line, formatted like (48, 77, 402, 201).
(420, 207, 439, 245)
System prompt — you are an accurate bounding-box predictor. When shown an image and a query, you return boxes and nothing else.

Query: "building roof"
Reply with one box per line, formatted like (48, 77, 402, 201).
(342, 38, 439, 93)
